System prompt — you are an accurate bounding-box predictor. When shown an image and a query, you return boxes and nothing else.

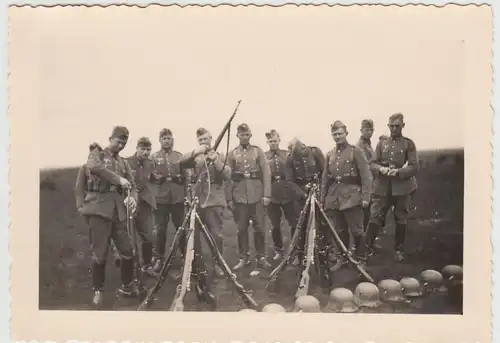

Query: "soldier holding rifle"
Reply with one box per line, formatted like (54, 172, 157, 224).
(264, 129, 300, 261)
(364, 113, 419, 262)
(320, 121, 373, 267)
(226, 123, 273, 273)
(77, 126, 140, 307)
(125, 137, 157, 277)
(179, 127, 232, 278)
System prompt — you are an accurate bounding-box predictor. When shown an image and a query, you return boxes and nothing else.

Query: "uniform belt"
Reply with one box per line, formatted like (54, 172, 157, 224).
(272, 175, 284, 182)
(380, 162, 403, 169)
(231, 171, 262, 181)
(327, 175, 361, 185)
(295, 176, 316, 184)
(164, 175, 184, 185)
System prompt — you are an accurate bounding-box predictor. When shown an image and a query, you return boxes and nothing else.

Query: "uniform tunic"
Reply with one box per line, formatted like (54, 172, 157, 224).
(356, 137, 374, 228)
(180, 151, 232, 253)
(150, 149, 190, 258)
(226, 144, 271, 258)
(369, 136, 419, 226)
(265, 148, 301, 252)
(82, 147, 138, 263)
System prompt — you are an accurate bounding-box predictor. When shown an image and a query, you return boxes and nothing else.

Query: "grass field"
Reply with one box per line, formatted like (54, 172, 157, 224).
(39, 148, 464, 313)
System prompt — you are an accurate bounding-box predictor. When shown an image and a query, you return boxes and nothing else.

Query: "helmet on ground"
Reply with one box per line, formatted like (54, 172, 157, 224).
(354, 282, 382, 308)
(294, 295, 321, 312)
(262, 303, 286, 313)
(441, 265, 463, 283)
(378, 279, 406, 302)
(420, 269, 446, 293)
(400, 277, 423, 297)
(326, 287, 358, 313)
(239, 309, 257, 313)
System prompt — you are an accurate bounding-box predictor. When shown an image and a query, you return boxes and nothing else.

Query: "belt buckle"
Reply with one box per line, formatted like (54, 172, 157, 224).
(274, 175, 281, 180)
(335, 175, 342, 183)
(166, 176, 173, 182)
(244, 172, 251, 179)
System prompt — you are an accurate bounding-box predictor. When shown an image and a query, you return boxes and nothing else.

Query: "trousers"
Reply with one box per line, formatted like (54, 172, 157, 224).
(233, 202, 267, 259)
(267, 201, 299, 252)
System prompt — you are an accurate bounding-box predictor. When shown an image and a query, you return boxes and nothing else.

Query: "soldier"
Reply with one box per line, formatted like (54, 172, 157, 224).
(125, 137, 157, 276)
(320, 121, 372, 268)
(356, 119, 375, 230)
(226, 123, 272, 272)
(150, 128, 190, 272)
(365, 113, 419, 262)
(77, 126, 140, 306)
(264, 129, 300, 261)
(179, 127, 232, 277)
(286, 137, 337, 282)
(76, 142, 123, 268)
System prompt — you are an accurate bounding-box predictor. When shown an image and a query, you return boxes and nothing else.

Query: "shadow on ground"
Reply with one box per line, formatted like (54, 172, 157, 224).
(39, 149, 464, 313)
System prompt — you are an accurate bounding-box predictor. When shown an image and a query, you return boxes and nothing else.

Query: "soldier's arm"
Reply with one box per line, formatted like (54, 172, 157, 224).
(397, 139, 419, 179)
(354, 147, 373, 203)
(320, 152, 330, 204)
(123, 160, 139, 202)
(369, 141, 384, 175)
(179, 151, 197, 169)
(283, 153, 294, 181)
(313, 147, 326, 176)
(217, 153, 232, 181)
(224, 151, 234, 202)
(74, 165, 86, 210)
(257, 147, 272, 199)
(86, 149, 123, 185)
(285, 154, 296, 182)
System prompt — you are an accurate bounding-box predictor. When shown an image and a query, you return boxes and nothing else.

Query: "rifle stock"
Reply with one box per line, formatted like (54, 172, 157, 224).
(170, 208, 197, 311)
(295, 191, 317, 298)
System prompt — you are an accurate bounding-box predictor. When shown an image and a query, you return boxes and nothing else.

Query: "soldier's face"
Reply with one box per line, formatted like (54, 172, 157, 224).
(160, 135, 174, 149)
(267, 137, 280, 150)
(332, 128, 348, 144)
(109, 137, 127, 153)
(197, 133, 212, 148)
(361, 127, 374, 139)
(388, 119, 404, 136)
(136, 146, 151, 160)
(237, 132, 251, 145)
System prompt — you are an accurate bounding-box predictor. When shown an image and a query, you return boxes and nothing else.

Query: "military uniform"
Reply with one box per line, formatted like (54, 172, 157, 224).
(125, 137, 157, 271)
(356, 119, 375, 231)
(321, 121, 373, 265)
(77, 127, 139, 302)
(226, 123, 272, 270)
(264, 130, 301, 257)
(365, 114, 419, 259)
(150, 129, 190, 268)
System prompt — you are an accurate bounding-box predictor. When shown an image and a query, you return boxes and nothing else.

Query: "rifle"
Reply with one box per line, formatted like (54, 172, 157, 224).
(316, 201, 374, 283)
(137, 209, 189, 310)
(295, 184, 318, 298)
(195, 211, 258, 310)
(125, 189, 145, 297)
(267, 193, 311, 292)
(170, 201, 197, 311)
(212, 100, 241, 151)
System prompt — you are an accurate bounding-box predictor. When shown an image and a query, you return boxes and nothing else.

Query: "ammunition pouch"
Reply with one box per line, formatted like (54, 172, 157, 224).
(231, 171, 262, 182)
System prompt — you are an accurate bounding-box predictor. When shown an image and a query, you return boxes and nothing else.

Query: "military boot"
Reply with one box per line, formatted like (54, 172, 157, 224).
(91, 289, 104, 307)
(257, 257, 272, 270)
(273, 249, 284, 261)
(394, 223, 407, 262)
(91, 262, 106, 307)
(214, 264, 225, 278)
(233, 256, 251, 271)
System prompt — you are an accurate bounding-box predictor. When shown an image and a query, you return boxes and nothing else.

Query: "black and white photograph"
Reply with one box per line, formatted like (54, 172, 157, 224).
(8, 4, 492, 343)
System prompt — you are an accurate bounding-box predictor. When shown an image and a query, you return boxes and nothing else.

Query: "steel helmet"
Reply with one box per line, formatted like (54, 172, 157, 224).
(400, 277, 423, 297)
(378, 279, 406, 302)
(294, 295, 321, 313)
(326, 287, 358, 313)
(354, 282, 382, 308)
(262, 303, 286, 313)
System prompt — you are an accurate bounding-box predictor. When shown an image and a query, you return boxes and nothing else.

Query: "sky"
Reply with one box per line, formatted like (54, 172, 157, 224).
(29, 5, 470, 169)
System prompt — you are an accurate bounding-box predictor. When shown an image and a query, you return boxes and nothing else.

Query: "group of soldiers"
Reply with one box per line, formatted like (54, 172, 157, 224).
(75, 111, 418, 307)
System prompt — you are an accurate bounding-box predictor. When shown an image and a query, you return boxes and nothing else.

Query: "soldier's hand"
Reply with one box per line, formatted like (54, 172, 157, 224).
(193, 145, 209, 157)
(388, 168, 399, 176)
(206, 150, 218, 162)
(262, 196, 271, 207)
(119, 177, 132, 189)
(379, 167, 390, 175)
(362, 201, 370, 208)
(226, 200, 235, 212)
